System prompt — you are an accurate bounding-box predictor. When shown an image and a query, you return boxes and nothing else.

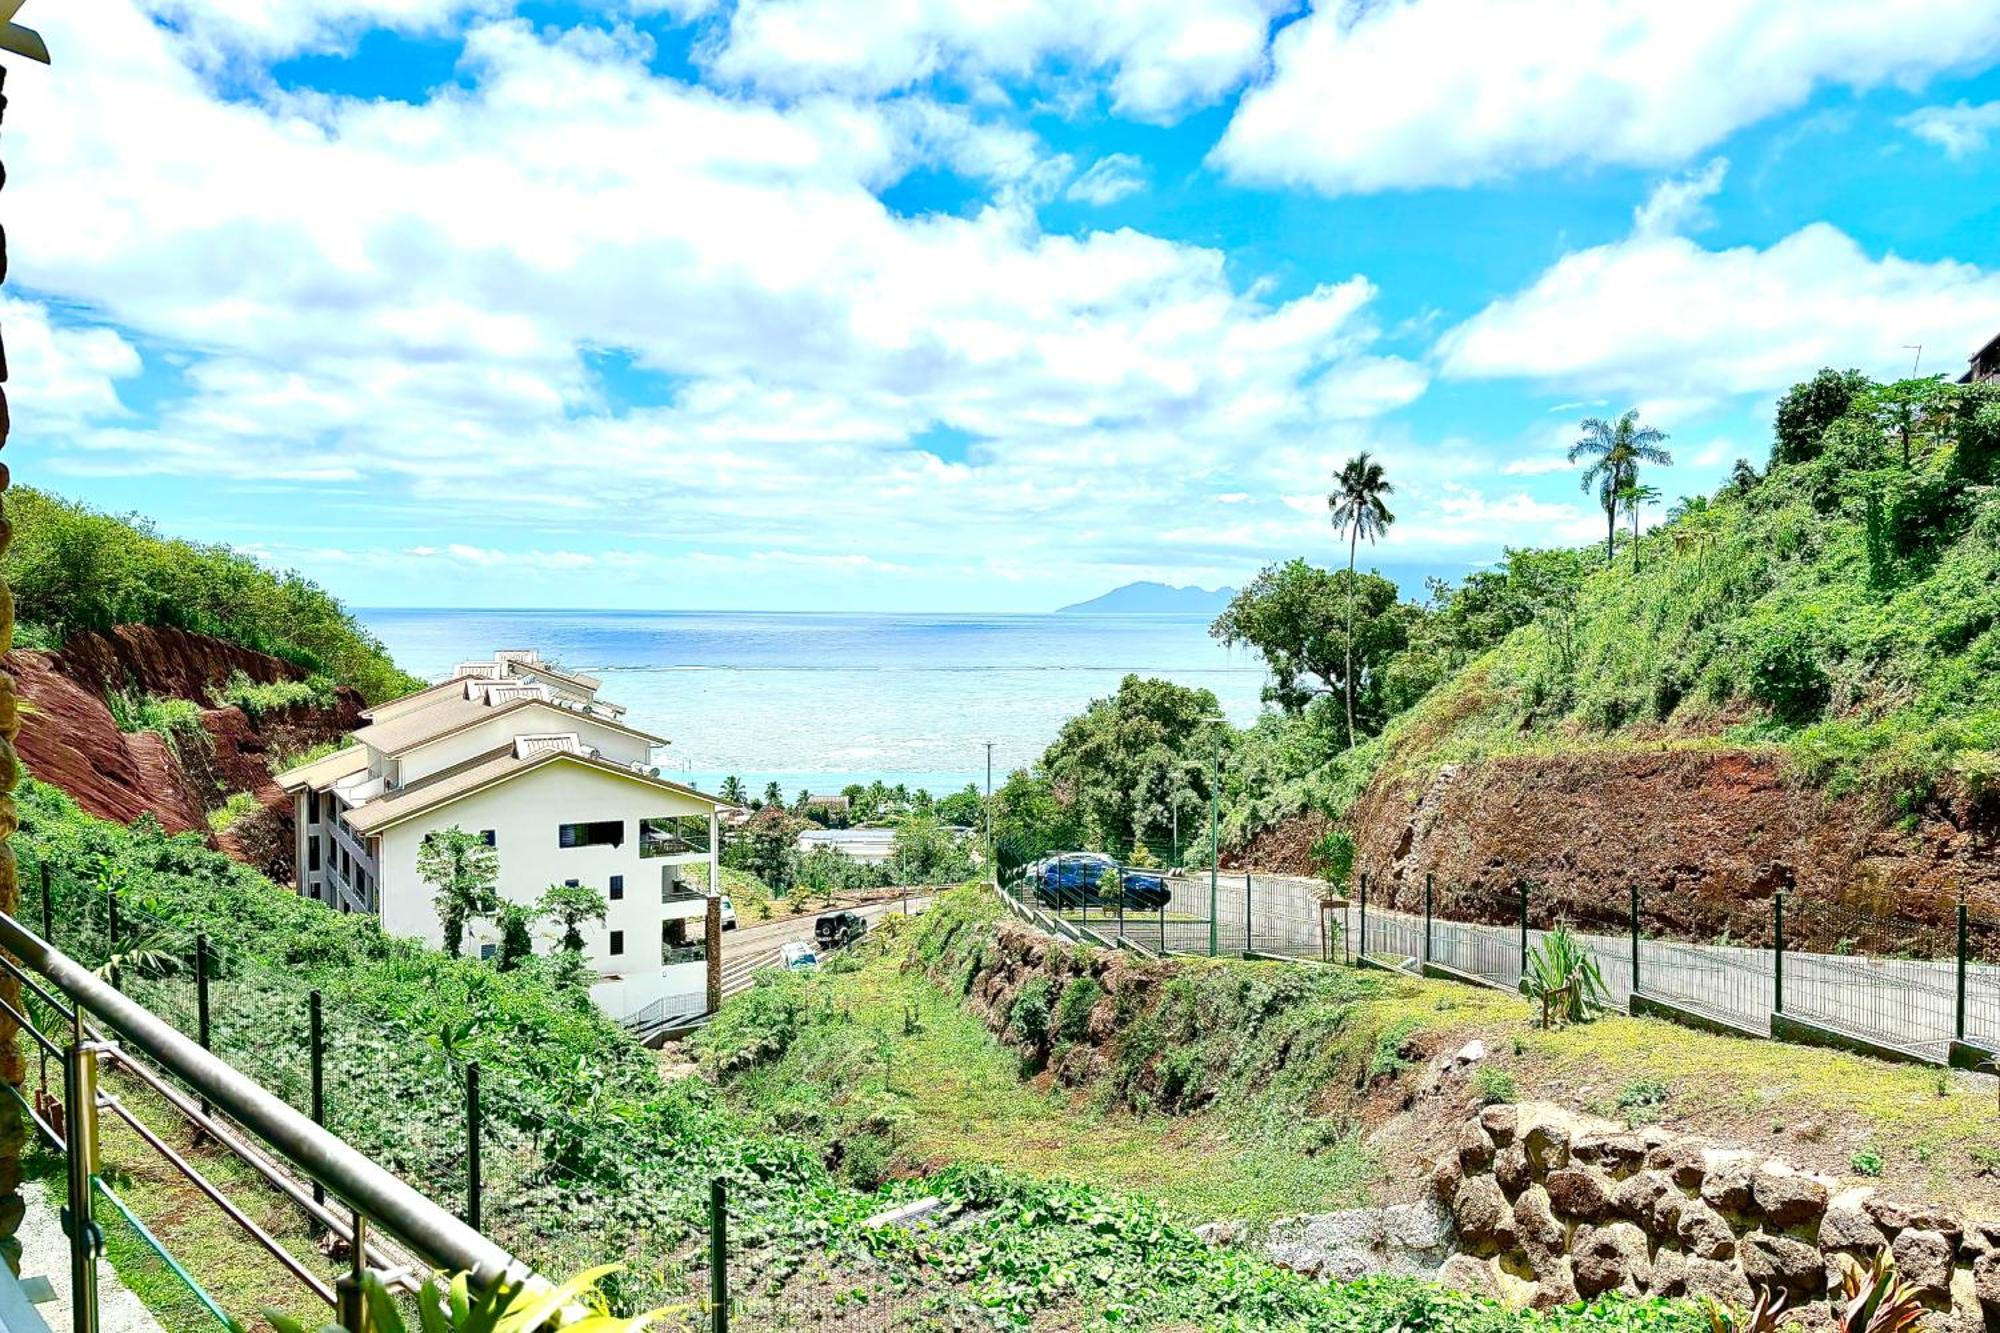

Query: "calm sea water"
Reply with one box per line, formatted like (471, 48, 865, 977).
(359, 609, 1271, 799)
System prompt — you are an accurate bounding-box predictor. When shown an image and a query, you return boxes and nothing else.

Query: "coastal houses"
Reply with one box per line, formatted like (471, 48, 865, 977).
(275, 649, 725, 1023)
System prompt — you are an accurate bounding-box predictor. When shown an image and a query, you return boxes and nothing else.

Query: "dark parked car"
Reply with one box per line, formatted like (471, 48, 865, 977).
(1025, 853, 1170, 911)
(814, 911, 868, 949)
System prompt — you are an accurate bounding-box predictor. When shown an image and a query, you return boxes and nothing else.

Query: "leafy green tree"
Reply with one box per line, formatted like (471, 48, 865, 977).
(722, 806, 804, 893)
(415, 827, 499, 958)
(1773, 367, 1869, 465)
(990, 768, 1083, 861)
(1212, 559, 1408, 730)
(494, 903, 537, 971)
(537, 881, 607, 951)
(763, 780, 784, 807)
(885, 811, 976, 885)
(1328, 452, 1396, 750)
(934, 784, 983, 828)
(1570, 411, 1671, 564)
(718, 775, 747, 805)
(1615, 481, 1662, 572)
(1040, 674, 1223, 850)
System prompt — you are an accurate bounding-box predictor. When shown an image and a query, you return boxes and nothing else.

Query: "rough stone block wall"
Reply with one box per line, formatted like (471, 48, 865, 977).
(1434, 1103, 1998, 1329)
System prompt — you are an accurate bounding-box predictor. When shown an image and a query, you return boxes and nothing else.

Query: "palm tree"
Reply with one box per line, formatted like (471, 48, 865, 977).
(1327, 452, 1395, 749)
(718, 775, 747, 805)
(1569, 411, 1671, 564)
(1616, 481, 1661, 572)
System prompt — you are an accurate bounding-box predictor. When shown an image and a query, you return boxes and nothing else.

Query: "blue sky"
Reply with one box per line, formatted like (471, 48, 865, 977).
(10, 0, 2000, 611)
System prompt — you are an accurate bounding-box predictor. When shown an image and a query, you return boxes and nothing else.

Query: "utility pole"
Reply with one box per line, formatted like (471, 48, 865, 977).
(1904, 344, 1923, 376)
(1202, 715, 1224, 957)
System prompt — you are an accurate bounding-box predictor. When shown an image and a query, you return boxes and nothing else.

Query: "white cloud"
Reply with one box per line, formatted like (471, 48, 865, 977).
(1632, 158, 1728, 236)
(700, 0, 1294, 121)
(1310, 355, 1427, 419)
(1900, 99, 2000, 156)
(1065, 153, 1146, 206)
(146, 0, 506, 62)
(1, 299, 143, 425)
(1213, 0, 2000, 195)
(14, 2, 1427, 598)
(1501, 455, 1573, 477)
(1435, 224, 2000, 402)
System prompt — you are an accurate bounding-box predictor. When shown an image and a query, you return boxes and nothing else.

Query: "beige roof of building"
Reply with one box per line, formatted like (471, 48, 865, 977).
(351, 691, 666, 757)
(274, 745, 370, 793)
(344, 745, 722, 835)
(357, 674, 477, 724)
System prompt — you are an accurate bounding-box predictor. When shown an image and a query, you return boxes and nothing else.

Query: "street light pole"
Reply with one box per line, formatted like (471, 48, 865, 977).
(1201, 716, 1224, 957)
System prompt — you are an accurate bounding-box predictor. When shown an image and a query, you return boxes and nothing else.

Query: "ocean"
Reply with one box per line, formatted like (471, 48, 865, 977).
(359, 609, 1273, 800)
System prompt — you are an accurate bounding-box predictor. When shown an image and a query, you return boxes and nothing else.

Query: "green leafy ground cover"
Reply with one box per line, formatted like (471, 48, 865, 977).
(19, 781, 1713, 1331)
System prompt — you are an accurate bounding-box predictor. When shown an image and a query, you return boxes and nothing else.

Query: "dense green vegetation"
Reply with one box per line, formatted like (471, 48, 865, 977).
(1002, 372, 2000, 854)
(22, 779, 1712, 1330)
(6, 486, 419, 703)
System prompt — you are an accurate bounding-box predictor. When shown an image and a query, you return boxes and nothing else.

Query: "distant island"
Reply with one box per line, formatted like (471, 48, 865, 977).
(1056, 581, 1237, 615)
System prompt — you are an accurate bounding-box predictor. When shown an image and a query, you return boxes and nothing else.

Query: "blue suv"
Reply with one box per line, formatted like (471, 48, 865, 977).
(1025, 853, 1170, 911)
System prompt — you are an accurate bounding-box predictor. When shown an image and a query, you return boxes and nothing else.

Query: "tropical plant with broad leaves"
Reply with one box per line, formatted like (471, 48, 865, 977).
(1702, 1286, 1785, 1333)
(1521, 925, 1609, 1025)
(1327, 452, 1395, 749)
(1832, 1250, 1925, 1333)
(1570, 410, 1672, 564)
(266, 1263, 677, 1333)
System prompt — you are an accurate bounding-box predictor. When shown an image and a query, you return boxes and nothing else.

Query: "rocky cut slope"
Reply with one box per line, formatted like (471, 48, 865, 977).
(8, 625, 361, 879)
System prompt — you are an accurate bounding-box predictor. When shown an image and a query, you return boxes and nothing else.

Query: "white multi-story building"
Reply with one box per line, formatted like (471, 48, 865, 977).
(276, 650, 723, 1023)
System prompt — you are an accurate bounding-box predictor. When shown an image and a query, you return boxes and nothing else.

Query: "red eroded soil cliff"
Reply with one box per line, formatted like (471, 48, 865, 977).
(1237, 747, 1997, 947)
(7, 625, 363, 879)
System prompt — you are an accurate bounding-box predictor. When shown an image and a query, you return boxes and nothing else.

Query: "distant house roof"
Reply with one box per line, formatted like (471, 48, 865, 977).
(350, 688, 665, 756)
(275, 745, 370, 793)
(1962, 331, 2000, 384)
(344, 744, 722, 836)
(803, 794, 850, 810)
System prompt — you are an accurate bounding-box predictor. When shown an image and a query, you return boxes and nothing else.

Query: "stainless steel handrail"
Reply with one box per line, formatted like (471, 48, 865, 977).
(0, 909, 528, 1292)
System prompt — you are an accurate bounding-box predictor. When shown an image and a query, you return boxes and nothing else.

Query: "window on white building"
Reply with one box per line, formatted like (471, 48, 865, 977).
(609, 875, 624, 901)
(559, 820, 623, 849)
(609, 930, 624, 955)
(481, 829, 497, 847)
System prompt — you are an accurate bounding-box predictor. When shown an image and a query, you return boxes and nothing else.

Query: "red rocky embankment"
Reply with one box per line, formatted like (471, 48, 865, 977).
(7, 625, 362, 878)
(1238, 747, 1997, 948)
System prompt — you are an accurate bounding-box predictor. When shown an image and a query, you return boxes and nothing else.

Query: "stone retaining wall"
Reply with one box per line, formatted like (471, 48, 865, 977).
(1434, 1104, 1998, 1330)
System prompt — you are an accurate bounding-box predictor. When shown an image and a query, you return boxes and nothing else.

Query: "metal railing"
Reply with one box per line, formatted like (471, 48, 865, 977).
(0, 906, 540, 1333)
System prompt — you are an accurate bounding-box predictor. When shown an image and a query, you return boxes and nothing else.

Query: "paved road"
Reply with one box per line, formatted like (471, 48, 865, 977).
(719, 893, 933, 997)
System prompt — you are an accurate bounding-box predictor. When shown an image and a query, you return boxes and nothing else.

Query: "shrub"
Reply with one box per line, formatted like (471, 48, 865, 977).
(1473, 1066, 1516, 1106)
(215, 669, 335, 721)
(1054, 975, 1102, 1044)
(1522, 926, 1610, 1024)
(1849, 1147, 1884, 1177)
(1008, 976, 1055, 1048)
(207, 790, 264, 834)
(1617, 1078, 1672, 1126)
(1747, 622, 1832, 725)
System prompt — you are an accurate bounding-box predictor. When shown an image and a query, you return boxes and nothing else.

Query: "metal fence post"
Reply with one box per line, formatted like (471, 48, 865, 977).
(105, 890, 119, 981)
(1518, 880, 1529, 976)
(466, 1062, 481, 1232)
(1243, 871, 1252, 955)
(1359, 873, 1368, 961)
(1630, 884, 1641, 995)
(310, 990, 325, 1207)
(196, 935, 212, 1117)
(710, 1177, 729, 1333)
(1423, 873, 1433, 965)
(1959, 902, 1970, 1044)
(1772, 895, 1785, 1015)
(64, 1030, 103, 1333)
(336, 1211, 371, 1333)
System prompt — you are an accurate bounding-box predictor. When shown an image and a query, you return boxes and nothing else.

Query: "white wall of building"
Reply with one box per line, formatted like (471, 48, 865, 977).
(372, 760, 717, 981)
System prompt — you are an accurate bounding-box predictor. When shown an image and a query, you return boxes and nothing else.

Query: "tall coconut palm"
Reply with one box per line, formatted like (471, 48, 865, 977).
(1327, 452, 1395, 749)
(1570, 411, 1671, 564)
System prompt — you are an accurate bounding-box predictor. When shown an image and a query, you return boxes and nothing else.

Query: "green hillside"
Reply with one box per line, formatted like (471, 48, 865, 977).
(5, 486, 418, 703)
(1225, 373, 2000, 849)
